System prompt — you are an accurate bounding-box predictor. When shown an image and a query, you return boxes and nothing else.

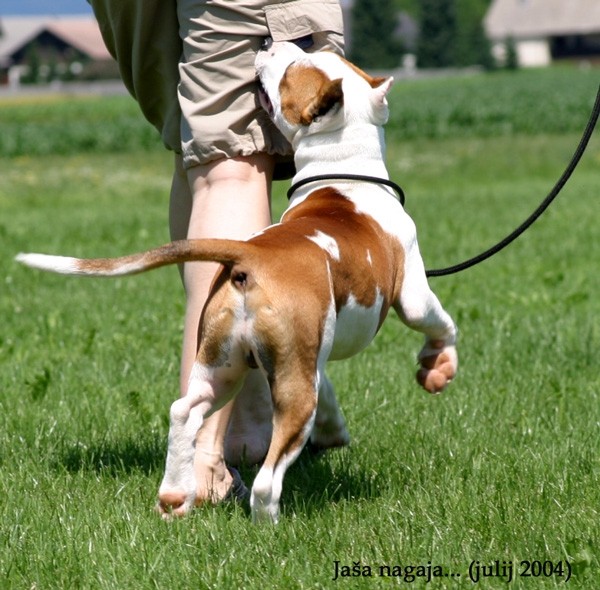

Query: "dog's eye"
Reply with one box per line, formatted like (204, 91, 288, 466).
(312, 101, 341, 123)
(312, 104, 332, 123)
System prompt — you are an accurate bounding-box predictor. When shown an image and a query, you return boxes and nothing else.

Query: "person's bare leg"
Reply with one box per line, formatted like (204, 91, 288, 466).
(168, 152, 273, 503)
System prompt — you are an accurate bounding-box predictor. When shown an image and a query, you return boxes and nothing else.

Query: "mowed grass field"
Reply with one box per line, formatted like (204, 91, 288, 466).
(1, 68, 599, 588)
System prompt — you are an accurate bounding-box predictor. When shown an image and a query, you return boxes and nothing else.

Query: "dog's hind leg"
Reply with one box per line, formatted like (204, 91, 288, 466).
(157, 361, 246, 518)
(394, 252, 458, 394)
(250, 365, 318, 523)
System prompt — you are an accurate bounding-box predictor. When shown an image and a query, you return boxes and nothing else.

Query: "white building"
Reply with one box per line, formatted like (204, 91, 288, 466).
(0, 16, 115, 86)
(484, 0, 600, 67)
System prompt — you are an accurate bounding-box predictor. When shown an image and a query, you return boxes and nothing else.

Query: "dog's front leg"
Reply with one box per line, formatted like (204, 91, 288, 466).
(394, 249, 458, 394)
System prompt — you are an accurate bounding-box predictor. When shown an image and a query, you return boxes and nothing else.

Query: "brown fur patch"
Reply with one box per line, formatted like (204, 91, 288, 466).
(338, 56, 388, 88)
(279, 64, 343, 126)
(282, 188, 404, 316)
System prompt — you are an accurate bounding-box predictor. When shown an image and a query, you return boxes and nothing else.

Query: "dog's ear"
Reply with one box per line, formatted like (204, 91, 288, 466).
(300, 78, 344, 125)
(371, 76, 394, 106)
(370, 77, 393, 124)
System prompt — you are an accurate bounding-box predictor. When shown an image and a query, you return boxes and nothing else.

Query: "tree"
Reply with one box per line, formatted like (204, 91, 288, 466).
(349, 0, 404, 69)
(416, 0, 493, 69)
(416, 0, 458, 68)
(504, 36, 519, 70)
(454, 0, 494, 68)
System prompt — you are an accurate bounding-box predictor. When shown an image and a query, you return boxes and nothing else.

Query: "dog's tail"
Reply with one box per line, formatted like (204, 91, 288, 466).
(15, 239, 254, 277)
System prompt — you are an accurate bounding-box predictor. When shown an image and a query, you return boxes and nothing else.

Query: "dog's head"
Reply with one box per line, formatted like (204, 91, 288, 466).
(255, 42, 393, 145)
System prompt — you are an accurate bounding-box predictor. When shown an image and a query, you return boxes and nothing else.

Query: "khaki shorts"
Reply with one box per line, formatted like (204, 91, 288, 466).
(89, 0, 344, 177)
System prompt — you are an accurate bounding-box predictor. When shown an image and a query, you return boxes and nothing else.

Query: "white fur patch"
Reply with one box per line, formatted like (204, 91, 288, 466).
(15, 253, 81, 274)
(307, 230, 340, 261)
(248, 223, 282, 240)
(15, 253, 144, 277)
(331, 291, 385, 359)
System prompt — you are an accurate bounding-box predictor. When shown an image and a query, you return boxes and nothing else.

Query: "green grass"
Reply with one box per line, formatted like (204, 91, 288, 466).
(0, 95, 161, 157)
(1, 68, 599, 588)
(0, 66, 597, 157)
(388, 67, 599, 139)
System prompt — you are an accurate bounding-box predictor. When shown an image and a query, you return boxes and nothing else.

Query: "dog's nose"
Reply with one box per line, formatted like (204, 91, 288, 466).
(261, 36, 273, 51)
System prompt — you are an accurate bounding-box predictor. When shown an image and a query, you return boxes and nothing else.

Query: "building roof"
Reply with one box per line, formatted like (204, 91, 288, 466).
(0, 17, 46, 60)
(485, 0, 600, 39)
(45, 19, 110, 60)
(0, 16, 111, 65)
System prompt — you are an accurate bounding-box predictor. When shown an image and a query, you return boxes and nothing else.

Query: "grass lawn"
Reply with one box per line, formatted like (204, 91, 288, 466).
(1, 69, 599, 588)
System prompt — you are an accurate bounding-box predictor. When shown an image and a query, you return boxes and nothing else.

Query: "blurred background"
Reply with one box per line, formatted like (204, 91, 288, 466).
(1, 0, 599, 92)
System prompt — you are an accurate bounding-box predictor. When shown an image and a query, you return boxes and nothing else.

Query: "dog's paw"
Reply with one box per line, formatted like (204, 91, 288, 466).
(156, 488, 196, 520)
(416, 339, 457, 394)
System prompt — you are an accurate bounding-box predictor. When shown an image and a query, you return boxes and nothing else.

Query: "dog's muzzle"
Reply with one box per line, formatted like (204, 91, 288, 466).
(256, 79, 274, 119)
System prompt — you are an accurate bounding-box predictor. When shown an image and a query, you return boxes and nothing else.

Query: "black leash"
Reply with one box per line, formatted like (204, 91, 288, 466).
(284, 85, 599, 278)
(287, 173, 405, 205)
(425, 83, 600, 278)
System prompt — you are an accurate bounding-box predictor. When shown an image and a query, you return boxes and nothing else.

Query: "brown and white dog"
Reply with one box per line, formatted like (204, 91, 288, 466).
(16, 42, 457, 523)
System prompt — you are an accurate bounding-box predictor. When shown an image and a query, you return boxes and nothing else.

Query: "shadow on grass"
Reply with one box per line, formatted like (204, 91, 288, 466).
(55, 435, 387, 518)
(237, 445, 387, 518)
(56, 433, 165, 476)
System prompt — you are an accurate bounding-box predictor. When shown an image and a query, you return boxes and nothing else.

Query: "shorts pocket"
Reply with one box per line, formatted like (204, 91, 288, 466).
(264, 0, 344, 43)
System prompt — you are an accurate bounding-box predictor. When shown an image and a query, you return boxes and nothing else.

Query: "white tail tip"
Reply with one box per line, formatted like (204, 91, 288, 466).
(15, 253, 82, 275)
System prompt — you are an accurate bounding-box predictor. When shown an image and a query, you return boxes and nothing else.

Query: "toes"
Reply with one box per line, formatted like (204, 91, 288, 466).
(156, 490, 190, 519)
(420, 351, 449, 369)
(437, 360, 456, 379)
(416, 347, 457, 394)
(416, 367, 450, 394)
